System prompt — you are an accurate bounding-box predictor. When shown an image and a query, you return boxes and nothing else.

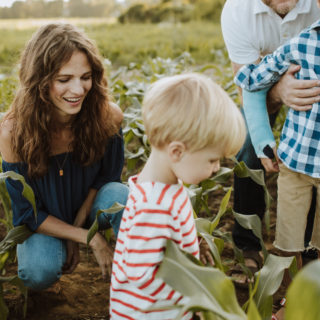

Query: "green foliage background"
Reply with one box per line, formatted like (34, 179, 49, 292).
(0, 0, 225, 21)
(0, 21, 224, 75)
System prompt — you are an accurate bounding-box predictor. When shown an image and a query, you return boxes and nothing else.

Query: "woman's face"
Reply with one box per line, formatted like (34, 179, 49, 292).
(49, 50, 92, 122)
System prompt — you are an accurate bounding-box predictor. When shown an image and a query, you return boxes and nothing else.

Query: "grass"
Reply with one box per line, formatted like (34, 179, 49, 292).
(0, 19, 224, 73)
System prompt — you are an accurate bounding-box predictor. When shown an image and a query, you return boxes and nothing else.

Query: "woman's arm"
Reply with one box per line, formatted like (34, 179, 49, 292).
(37, 215, 112, 279)
(62, 188, 98, 274)
(73, 188, 98, 228)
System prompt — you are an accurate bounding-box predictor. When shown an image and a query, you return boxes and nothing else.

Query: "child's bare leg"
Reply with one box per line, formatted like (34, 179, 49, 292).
(273, 251, 302, 320)
(281, 251, 302, 287)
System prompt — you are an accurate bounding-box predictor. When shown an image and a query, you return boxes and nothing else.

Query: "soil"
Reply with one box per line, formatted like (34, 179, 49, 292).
(1, 168, 287, 320)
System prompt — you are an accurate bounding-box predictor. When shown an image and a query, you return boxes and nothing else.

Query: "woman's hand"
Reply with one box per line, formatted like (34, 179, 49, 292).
(89, 233, 113, 280)
(63, 240, 80, 274)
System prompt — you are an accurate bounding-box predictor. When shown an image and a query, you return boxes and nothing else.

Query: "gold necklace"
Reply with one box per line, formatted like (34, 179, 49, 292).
(55, 152, 69, 177)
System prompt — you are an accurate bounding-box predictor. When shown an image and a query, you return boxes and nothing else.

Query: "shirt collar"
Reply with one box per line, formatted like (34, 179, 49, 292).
(253, 0, 311, 16)
(308, 19, 320, 31)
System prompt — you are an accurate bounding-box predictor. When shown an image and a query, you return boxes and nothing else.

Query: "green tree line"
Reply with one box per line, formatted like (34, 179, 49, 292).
(0, 0, 225, 22)
(0, 0, 119, 19)
(119, 0, 225, 23)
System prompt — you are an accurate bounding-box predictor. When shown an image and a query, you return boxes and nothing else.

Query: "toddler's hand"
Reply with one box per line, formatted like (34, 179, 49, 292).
(199, 238, 215, 266)
(260, 145, 280, 172)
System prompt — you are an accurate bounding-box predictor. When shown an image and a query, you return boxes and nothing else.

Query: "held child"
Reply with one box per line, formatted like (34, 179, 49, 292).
(234, 0, 320, 285)
(110, 73, 246, 319)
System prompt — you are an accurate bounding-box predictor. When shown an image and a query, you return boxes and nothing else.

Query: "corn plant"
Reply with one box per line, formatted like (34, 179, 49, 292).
(0, 171, 35, 320)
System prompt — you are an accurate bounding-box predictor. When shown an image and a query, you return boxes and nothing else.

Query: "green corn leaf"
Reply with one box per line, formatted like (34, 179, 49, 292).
(213, 237, 224, 255)
(254, 254, 296, 320)
(210, 188, 232, 233)
(0, 181, 12, 229)
(286, 260, 320, 320)
(200, 233, 224, 271)
(233, 161, 265, 186)
(200, 179, 216, 191)
(246, 299, 262, 320)
(0, 252, 9, 270)
(156, 240, 247, 320)
(0, 225, 33, 255)
(232, 210, 268, 260)
(195, 217, 211, 234)
(0, 171, 37, 221)
(211, 167, 234, 184)
(233, 161, 271, 232)
(86, 202, 125, 245)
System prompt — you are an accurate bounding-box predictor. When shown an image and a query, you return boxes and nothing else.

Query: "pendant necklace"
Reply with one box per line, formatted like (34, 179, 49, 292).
(55, 152, 69, 177)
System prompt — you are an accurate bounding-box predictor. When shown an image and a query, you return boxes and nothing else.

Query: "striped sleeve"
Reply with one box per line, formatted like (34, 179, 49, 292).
(120, 201, 180, 296)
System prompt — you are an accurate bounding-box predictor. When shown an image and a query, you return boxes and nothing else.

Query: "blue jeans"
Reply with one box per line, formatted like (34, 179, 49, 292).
(17, 182, 129, 290)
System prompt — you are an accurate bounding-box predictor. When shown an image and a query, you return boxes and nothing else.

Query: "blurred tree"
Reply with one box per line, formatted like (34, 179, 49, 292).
(69, 0, 86, 16)
(10, 1, 26, 18)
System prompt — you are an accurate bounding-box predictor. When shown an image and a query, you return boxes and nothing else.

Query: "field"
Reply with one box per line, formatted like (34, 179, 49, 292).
(0, 18, 317, 320)
(0, 19, 224, 75)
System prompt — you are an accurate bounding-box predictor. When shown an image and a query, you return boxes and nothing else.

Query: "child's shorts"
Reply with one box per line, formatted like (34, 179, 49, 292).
(274, 163, 320, 252)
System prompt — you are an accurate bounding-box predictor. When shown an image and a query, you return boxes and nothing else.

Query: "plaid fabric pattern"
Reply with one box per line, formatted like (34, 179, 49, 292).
(235, 19, 320, 178)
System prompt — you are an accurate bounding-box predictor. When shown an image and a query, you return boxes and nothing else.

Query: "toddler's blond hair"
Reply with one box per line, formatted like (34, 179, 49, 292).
(142, 73, 246, 157)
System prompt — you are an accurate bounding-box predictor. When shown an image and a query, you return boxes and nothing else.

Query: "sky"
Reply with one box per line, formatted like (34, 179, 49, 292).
(0, 0, 124, 7)
(0, 0, 17, 7)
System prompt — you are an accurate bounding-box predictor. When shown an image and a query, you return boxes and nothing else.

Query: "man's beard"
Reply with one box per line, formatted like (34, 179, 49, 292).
(262, 0, 298, 16)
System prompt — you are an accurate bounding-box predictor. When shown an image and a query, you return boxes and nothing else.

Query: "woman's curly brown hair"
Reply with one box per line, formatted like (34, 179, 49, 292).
(4, 23, 118, 178)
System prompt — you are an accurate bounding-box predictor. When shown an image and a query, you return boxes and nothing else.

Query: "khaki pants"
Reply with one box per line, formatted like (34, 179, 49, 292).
(275, 163, 320, 252)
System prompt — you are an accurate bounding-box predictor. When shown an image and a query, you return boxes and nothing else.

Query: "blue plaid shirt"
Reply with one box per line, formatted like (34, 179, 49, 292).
(235, 19, 320, 178)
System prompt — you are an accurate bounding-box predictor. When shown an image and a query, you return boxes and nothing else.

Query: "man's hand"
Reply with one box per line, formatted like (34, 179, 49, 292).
(268, 64, 320, 113)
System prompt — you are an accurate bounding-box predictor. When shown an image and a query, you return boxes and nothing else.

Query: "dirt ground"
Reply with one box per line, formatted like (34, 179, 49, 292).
(2, 170, 285, 320)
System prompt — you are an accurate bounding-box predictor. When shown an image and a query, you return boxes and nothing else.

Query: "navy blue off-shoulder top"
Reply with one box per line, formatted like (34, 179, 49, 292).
(1, 131, 124, 231)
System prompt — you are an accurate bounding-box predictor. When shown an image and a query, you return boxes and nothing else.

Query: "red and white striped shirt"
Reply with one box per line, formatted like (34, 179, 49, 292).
(110, 175, 200, 320)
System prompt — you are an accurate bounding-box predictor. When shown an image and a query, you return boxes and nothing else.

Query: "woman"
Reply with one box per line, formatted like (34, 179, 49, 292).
(0, 23, 128, 290)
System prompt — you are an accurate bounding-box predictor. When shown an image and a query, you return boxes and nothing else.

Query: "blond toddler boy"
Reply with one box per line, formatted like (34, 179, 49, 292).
(110, 73, 246, 320)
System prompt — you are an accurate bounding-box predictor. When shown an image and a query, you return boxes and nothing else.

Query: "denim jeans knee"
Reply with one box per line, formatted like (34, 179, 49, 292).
(88, 182, 129, 237)
(17, 233, 66, 290)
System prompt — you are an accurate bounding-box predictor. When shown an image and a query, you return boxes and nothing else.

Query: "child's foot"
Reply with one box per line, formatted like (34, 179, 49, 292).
(272, 307, 285, 320)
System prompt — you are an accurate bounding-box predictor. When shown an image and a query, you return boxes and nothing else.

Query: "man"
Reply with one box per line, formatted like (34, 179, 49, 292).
(221, 0, 320, 285)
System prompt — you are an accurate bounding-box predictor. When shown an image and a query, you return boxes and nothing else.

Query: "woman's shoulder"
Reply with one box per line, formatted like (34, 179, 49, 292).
(109, 102, 123, 128)
(0, 118, 19, 162)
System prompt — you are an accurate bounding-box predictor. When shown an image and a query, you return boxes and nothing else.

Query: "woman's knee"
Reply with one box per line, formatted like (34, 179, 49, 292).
(90, 182, 129, 235)
(18, 260, 63, 290)
(97, 182, 129, 205)
(17, 234, 66, 290)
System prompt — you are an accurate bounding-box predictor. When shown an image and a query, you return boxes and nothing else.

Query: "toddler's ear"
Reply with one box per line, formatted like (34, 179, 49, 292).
(167, 141, 186, 162)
